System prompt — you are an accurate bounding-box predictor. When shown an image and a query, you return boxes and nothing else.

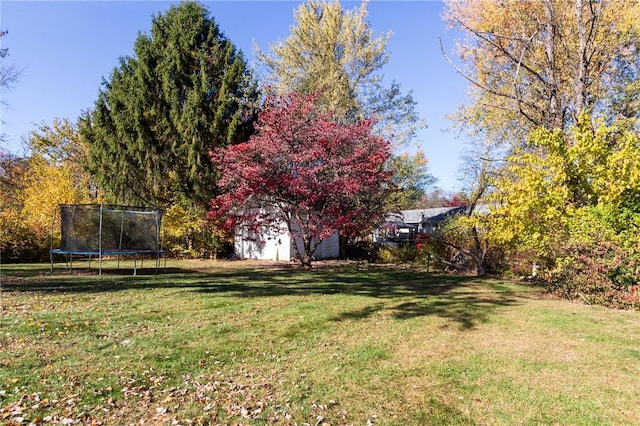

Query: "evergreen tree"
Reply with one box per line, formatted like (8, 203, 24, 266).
(80, 1, 258, 208)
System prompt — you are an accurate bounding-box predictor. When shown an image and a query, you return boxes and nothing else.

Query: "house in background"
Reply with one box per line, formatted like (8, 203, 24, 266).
(376, 206, 471, 244)
(402, 206, 468, 233)
(234, 205, 489, 259)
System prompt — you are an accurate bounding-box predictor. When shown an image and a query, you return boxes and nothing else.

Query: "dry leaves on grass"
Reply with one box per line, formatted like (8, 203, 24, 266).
(0, 367, 297, 425)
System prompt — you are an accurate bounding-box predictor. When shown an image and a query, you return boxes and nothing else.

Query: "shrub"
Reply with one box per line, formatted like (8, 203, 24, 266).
(377, 243, 423, 264)
(163, 204, 232, 259)
(548, 242, 640, 309)
(345, 240, 380, 262)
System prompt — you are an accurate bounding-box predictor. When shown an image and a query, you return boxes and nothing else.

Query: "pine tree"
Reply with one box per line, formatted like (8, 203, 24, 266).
(80, 1, 258, 209)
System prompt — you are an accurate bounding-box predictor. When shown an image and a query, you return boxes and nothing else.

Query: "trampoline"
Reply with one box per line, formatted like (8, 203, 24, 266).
(50, 204, 164, 275)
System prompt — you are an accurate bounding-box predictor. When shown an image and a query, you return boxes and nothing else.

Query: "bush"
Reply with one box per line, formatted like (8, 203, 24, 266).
(491, 204, 640, 309)
(0, 212, 49, 262)
(548, 242, 640, 310)
(377, 243, 423, 264)
(345, 241, 380, 262)
(539, 206, 640, 309)
(163, 204, 232, 259)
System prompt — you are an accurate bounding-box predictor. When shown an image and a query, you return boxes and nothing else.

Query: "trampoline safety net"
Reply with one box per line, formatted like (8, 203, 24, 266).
(58, 204, 161, 253)
(51, 204, 164, 274)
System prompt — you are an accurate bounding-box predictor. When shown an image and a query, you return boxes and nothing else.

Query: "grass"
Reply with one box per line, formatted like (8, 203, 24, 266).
(1, 259, 639, 425)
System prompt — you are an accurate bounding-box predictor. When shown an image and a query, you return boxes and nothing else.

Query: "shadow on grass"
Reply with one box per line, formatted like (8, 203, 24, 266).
(1, 262, 525, 330)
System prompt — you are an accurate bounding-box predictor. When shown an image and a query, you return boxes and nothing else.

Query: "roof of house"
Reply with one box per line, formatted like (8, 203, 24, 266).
(386, 204, 492, 226)
(400, 206, 466, 225)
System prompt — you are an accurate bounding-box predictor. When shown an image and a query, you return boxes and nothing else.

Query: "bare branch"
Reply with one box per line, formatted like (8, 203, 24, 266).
(439, 36, 517, 102)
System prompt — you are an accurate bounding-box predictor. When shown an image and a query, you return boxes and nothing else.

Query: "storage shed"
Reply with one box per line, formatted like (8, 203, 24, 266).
(234, 219, 339, 262)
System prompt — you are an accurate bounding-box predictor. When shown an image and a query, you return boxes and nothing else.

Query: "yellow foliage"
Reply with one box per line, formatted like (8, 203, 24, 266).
(488, 116, 640, 261)
(4, 118, 99, 255)
(162, 204, 231, 257)
(20, 157, 96, 239)
(163, 204, 205, 240)
(444, 0, 640, 146)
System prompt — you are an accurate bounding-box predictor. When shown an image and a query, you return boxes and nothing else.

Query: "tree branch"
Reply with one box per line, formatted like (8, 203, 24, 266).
(439, 36, 517, 102)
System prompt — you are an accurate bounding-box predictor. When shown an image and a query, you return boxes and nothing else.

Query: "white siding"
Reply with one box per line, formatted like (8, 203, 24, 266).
(314, 233, 340, 259)
(235, 221, 290, 261)
(235, 222, 339, 261)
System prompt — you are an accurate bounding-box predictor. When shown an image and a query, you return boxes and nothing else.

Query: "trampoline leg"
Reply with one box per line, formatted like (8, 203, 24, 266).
(133, 255, 137, 276)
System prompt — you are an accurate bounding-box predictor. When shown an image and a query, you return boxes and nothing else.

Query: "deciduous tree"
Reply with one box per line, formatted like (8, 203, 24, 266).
(442, 0, 640, 285)
(20, 119, 97, 243)
(0, 29, 20, 144)
(258, 0, 423, 145)
(0, 153, 32, 260)
(0, 119, 96, 260)
(387, 150, 436, 210)
(163, 203, 231, 259)
(488, 115, 640, 268)
(209, 92, 392, 267)
(443, 0, 640, 147)
(258, 0, 433, 251)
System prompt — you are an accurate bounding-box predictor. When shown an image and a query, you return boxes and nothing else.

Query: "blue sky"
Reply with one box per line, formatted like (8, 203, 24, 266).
(0, 0, 469, 191)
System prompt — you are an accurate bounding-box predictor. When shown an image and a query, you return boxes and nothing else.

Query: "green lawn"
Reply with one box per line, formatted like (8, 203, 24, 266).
(1, 260, 639, 425)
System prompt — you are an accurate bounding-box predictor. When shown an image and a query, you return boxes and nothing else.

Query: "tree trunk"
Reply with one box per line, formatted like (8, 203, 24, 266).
(299, 253, 312, 268)
(465, 158, 489, 276)
(470, 226, 487, 276)
(575, 0, 586, 119)
(339, 234, 348, 259)
(542, 0, 563, 130)
(299, 233, 313, 268)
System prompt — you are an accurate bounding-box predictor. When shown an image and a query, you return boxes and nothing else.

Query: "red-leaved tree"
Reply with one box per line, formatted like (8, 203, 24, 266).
(209, 91, 392, 266)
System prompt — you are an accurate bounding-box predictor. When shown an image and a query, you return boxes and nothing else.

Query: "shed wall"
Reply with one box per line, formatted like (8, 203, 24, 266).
(235, 224, 339, 261)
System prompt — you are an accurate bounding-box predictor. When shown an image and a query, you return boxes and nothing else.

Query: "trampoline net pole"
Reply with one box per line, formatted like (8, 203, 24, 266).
(99, 204, 103, 276)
